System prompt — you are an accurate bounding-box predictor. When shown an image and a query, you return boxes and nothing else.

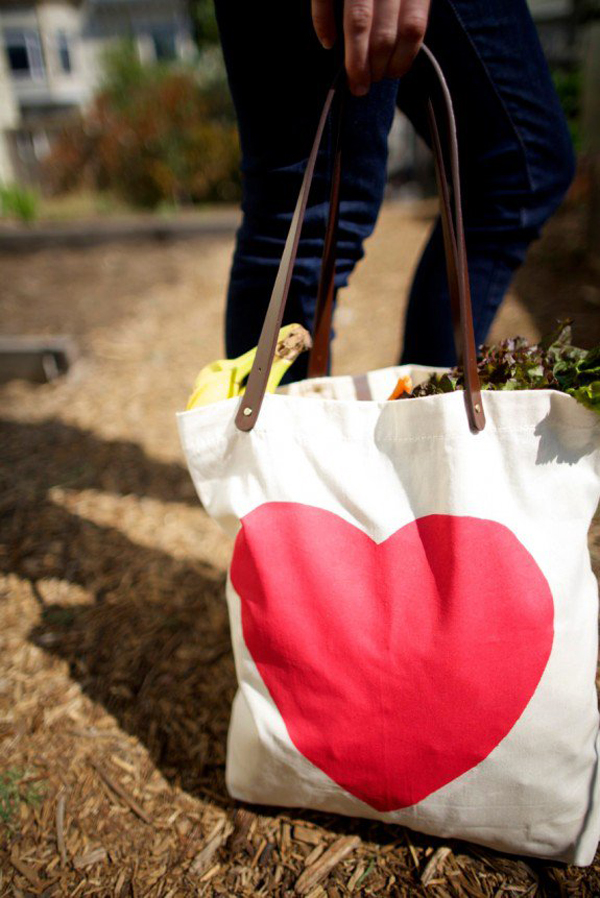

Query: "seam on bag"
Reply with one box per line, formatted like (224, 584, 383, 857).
(409, 806, 585, 815)
(245, 426, 598, 444)
(181, 429, 599, 464)
(406, 817, 586, 833)
(403, 796, 589, 813)
(180, 422, 599, 460)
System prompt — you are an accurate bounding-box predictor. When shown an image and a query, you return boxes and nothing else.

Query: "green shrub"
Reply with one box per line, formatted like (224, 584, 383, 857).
(190, 0, 220, 50)
(0, 183, 39, 224)
(552, 67, 582, 152)
(100, 39, 149, 108)
(44, 44, 240, 208)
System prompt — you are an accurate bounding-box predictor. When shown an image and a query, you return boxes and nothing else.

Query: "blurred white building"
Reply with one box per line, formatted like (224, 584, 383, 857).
(0, 0, 196, 184)
(0, 0, 582, 190)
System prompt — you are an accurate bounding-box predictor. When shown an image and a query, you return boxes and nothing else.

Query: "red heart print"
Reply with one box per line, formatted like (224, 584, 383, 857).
(231, 503, 554, 811)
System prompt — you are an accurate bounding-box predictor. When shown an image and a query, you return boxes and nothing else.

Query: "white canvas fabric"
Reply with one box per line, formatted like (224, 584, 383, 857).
(177, 366, 600, 866)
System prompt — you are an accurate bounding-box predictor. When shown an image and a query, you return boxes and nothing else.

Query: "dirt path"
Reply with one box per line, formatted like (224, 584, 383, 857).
(1, 200, 599, 896)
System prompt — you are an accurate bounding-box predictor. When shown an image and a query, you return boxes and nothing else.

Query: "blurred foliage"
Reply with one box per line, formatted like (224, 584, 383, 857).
(44, 42, 240, 209)
(552, 67, 583, 152)
(100, 38, 150, 108)
(189, 0, 220, 50)
(0, 183, 39, 224)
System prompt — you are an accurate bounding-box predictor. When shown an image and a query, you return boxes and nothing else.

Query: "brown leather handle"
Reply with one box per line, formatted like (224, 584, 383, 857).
(311, 50, 466, 376)
(235, 46, 485, 433)
(307, 85, 345, 381)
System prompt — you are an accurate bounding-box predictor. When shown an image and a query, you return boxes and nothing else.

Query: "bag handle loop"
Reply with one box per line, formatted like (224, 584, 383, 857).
(235, 46, 485, 433)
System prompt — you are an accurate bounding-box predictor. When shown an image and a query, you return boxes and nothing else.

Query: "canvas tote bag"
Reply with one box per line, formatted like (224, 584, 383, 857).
(177, 48, 600, 865)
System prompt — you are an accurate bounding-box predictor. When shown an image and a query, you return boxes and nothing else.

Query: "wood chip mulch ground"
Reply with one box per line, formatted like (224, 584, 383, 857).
(1, 199, 600, 897)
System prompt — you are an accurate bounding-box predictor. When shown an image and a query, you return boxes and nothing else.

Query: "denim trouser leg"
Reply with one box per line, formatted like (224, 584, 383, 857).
(215, 0, 575, 375)
(214, 0, 396, 380)
(398, 0, 576, 365)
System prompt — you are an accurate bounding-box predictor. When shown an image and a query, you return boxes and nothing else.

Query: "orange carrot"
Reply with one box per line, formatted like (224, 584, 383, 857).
(388, 375, 413, 401)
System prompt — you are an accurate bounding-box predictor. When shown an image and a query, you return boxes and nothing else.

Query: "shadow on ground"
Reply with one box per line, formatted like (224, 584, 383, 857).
(1, 416, 234, 801)
(0, 417, 199, 507)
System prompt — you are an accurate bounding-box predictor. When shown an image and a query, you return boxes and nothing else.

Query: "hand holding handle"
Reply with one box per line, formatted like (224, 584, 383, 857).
(235, 47, 485, 433)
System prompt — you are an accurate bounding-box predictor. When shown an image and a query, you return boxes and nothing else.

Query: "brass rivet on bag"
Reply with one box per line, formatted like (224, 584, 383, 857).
(243, 407, 252, 416)
(475, 403, 481, 413)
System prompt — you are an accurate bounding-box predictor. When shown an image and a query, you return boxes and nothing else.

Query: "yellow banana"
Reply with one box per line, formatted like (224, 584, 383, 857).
(186, 323, 311, 410)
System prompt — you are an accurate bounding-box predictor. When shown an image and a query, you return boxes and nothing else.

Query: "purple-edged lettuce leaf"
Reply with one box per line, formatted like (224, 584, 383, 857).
(409, 321, 600, 414)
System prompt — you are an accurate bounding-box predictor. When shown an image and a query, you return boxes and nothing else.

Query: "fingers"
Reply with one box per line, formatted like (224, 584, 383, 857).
(369, 0, 401, 84)
(343, 0, 430, 96)
(311, 0, 337, 50)
(344, 0, 373, 96)
(387, 0, 430, 78)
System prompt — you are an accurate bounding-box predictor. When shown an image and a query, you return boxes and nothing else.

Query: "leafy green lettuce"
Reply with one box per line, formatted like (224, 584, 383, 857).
(410, 321, 600, 414)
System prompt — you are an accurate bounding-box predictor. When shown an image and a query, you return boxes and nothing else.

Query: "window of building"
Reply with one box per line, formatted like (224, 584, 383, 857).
(4, 28, 45, 80)
(150, 25, 178, 62)
(56, 30, 72, 74)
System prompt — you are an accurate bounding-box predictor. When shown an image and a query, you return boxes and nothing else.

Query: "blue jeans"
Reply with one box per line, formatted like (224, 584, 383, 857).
(214, 0, 575, 377)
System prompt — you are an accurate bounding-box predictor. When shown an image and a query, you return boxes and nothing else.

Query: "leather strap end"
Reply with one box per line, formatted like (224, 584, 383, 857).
(466, 390, 486, 432)
(235, 400, 259, 431)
